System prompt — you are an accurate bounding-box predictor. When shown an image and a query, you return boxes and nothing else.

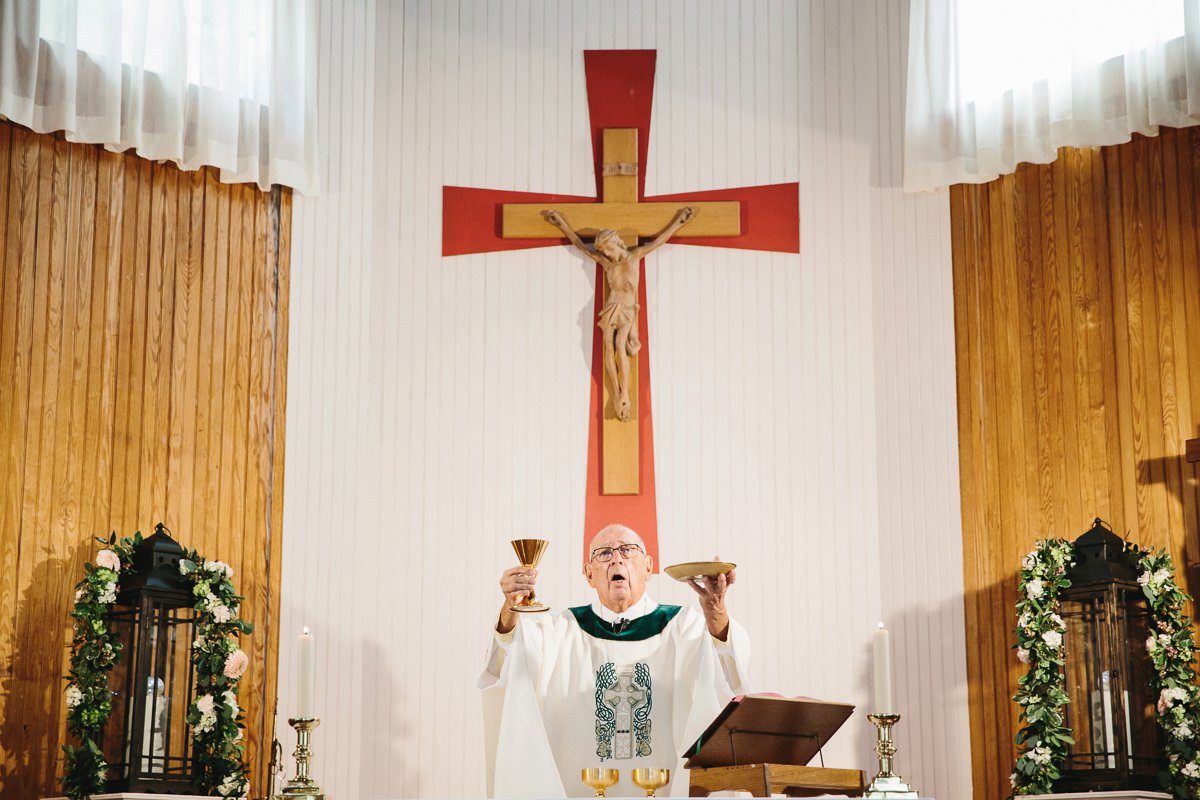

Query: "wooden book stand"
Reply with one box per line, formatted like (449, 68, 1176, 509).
(683, 695, 865, 798)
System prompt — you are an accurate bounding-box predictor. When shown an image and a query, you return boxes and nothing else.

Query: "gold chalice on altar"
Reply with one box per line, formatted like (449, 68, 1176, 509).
(510, 539, 550, 613)
(631, 768, 671, 797)
(581, 768, 619, 797)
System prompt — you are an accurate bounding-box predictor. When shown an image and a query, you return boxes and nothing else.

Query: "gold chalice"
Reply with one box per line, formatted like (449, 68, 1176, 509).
(581, 768, 619, 797)
(510, 539, 549, 613)
(631, 768, 671, 797)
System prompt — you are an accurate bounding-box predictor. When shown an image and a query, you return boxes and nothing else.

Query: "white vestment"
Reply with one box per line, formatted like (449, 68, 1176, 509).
(479, 597, 751, 798)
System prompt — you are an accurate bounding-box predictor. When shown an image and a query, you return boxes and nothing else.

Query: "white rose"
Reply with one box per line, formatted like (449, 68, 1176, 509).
(1049, 613, 1065, 629)
(1022, 551, 1037, 570)
(196, 694, 216, 714)
(1175, 723, 1193, 740)
(1029, 746, 1053, 765)
(1162, 687, 1189, 707)
(1138, 571, 1152, 586)
(1026, 580, 1045, 599)
(1042, 630, 1063, 649)
(218, 774, 244, 798)
(66, 686, 83, 708)
(210, 603, 232, 624)
(194, 711, 216, 734)
(204, 560, 235, 578)
(1183, 761, 1200, 778)
(1155, 568, 1172, 585)
(1017, 647, 1031, 664)
(1148, 635, 1159, 652)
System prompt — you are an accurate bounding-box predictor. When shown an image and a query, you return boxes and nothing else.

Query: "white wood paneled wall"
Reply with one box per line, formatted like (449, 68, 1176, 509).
(279, 2, 970, 798)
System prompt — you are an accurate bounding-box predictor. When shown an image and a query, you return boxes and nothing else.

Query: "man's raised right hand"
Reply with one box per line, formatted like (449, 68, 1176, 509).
(497, 566, 538, 633)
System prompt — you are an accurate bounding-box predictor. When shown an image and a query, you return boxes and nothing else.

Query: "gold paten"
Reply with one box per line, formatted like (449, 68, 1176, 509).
(631, 767, 671, 797)
(510, 538, 550, 613)
(663, 561, 736, 582)
(581, 767, 619, 797)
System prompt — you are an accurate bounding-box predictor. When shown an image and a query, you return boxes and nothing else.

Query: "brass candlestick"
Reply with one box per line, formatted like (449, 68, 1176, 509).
(278, 718, 326, 799)
(865, 714, 919, 798)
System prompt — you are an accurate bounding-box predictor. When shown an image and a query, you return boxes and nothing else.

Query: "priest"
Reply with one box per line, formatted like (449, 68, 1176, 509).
(479, 524, 751, 798)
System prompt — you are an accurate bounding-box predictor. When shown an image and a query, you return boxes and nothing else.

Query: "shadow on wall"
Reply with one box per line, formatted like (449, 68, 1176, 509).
(0, 538, 89, 799)
(358, 638, 414, 798)
(963, 570, 1023, 800)
(882, 597, 971, 799)
(1138, 452, 1200, 618)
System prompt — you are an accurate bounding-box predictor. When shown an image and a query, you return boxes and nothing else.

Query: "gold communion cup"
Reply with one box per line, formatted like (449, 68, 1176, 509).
(631, 768, 671, 797)
(510, 539, 550, 613)
(581, 768, 619, 797)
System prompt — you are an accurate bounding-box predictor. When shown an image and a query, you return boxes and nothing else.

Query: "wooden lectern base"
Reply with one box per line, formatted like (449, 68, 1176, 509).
(688, 763, 865, 798)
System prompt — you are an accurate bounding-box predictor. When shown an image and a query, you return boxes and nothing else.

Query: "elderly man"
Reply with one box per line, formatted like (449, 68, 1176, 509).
(479, 524, 750, 798)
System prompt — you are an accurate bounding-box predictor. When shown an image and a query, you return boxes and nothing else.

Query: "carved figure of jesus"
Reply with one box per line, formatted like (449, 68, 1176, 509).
(542, 207, 695, 422)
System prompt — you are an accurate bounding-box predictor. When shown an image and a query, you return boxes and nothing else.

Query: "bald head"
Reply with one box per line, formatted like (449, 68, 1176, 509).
(587, 524, 645, 555)
(585, 523, 653, 614)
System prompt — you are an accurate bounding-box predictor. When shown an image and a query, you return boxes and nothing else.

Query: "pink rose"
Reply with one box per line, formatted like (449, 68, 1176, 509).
(96, 549, 121, 571)
(223, 649, 249, 679)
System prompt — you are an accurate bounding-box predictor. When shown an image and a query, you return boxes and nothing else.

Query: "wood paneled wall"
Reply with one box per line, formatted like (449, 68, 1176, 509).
(0, 120, 291, 800)
(952, 126, 1200, 800)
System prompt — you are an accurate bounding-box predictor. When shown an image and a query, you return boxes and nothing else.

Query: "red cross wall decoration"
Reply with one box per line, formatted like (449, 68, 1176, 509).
(443, 50, 799, 567)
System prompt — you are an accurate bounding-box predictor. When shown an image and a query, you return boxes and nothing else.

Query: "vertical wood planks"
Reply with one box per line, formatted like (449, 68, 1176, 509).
(953, 128, 1200, 800)
(0, 122, 291, 800)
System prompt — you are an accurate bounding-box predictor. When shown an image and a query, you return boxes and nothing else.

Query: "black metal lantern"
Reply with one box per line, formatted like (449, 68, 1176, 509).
(1055, 518, 1162, 792)
(99, 523, 200, 793)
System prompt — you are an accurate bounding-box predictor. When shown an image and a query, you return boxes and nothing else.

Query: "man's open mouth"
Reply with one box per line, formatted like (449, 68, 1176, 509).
(609, 570, 628, 584)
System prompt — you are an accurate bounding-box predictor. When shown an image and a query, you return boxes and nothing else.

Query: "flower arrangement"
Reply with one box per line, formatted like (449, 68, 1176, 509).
(1010, 538, 1076, 794)
(61, 532, 253, 800)
(1134, 547, 1200, 797)
(1010, 537, 1200, 798)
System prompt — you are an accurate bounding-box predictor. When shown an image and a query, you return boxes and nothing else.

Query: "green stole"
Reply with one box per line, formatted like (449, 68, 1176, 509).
(568, 604, 682, 642)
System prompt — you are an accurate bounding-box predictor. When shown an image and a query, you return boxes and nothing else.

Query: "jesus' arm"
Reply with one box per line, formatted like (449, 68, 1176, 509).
(541, 209, 601, 262)
(631, 206, 694, 260)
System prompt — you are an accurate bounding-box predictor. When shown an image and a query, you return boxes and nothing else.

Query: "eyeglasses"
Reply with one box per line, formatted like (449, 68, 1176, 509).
(590, 543, 645, 562)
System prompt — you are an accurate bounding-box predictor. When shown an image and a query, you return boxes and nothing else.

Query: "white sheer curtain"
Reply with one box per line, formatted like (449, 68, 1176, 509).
(905, 0, 1200, 191)
(0, 0, 318, 193)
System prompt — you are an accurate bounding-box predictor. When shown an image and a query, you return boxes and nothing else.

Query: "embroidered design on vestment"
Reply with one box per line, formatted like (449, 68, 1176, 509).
(595, 663, 617, 761)
(595, 661, 652, 760)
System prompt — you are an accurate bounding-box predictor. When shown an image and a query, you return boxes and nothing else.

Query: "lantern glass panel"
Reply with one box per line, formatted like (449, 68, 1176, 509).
(100, 604, 139, 781)
(133, 595, 197, 785)
(1061, 594, 1113, 770)
(1117, 587, 1158, 777)
(1057, 583, 1160, 792)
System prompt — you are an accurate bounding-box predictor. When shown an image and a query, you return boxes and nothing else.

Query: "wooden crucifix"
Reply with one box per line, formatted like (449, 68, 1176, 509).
(442, 50, 799, 564)
(502, 127, 741, 495)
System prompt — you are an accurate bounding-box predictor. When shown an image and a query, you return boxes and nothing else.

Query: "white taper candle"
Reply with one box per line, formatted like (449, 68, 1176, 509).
(873, 622, 895, 715)
(296, 626, 314, 719)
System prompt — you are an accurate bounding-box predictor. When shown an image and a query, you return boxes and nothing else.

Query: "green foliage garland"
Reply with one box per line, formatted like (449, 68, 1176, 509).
(1010, 538, 1076, 795)
(61, 532, 253, 799)
(1010, 538, 1200, 799)
(1134, 546, 1200, 797)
